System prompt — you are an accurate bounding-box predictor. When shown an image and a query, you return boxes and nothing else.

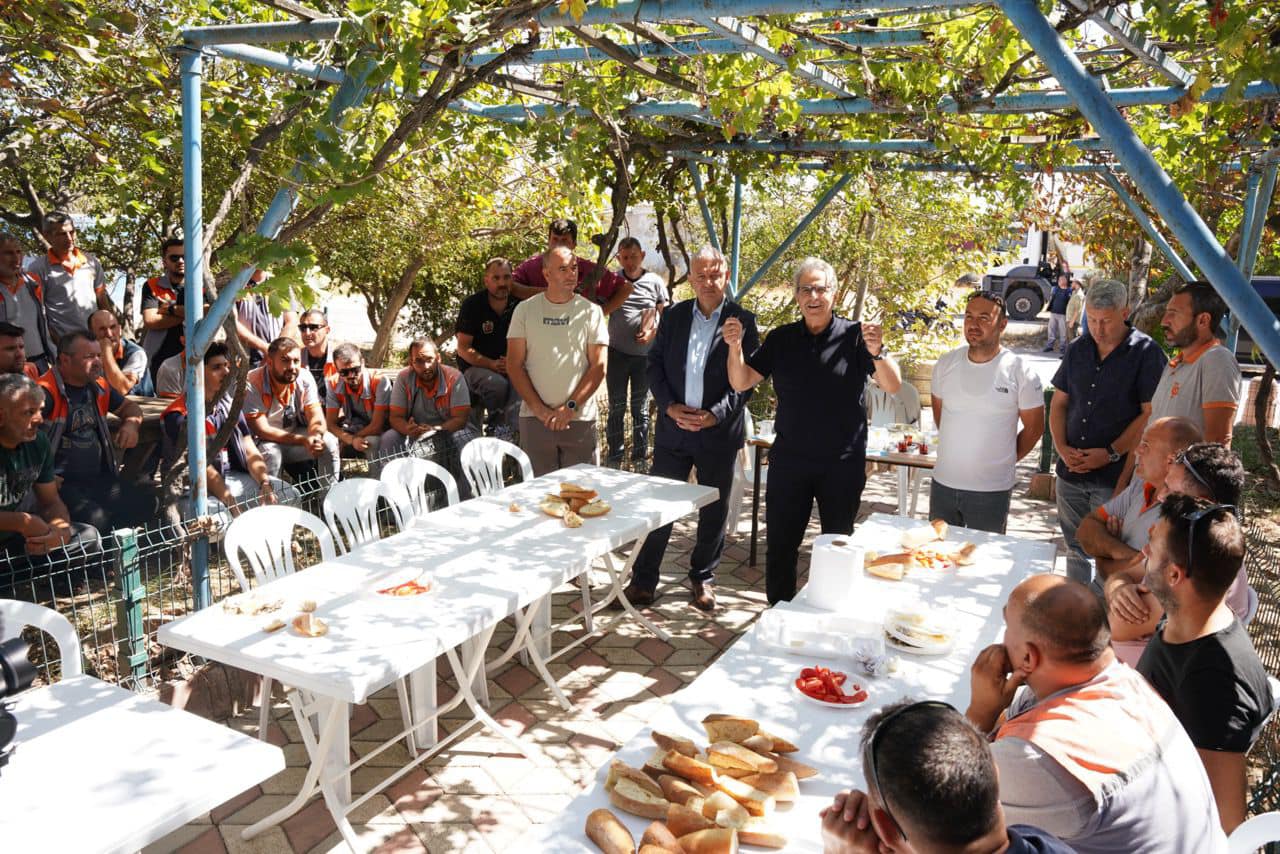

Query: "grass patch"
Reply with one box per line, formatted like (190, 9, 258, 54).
(1234, 424, 1280, 525)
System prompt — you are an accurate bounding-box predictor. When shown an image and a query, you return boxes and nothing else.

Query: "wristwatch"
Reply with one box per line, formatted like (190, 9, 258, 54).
(565, 399, 578, 411)
(870, 350, 885, 361)
(1106, 444, 1121, 463)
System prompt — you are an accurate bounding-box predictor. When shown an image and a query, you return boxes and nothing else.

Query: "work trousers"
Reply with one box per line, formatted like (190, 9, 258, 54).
(463, 366, 520, 437)
(630, 442, 738, 592)
(765, 453, 866, 605)
(1056, 476, 1114, 588)
(519, 417, 598, 477)
(605, 349, 652, 468)
(1045, 313, 1068, 352)
(929, 481, 1013, 534)
(259, 432, 340, 483)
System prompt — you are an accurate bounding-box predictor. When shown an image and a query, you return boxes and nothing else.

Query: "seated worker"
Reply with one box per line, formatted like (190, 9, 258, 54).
(966, 574, 1227, 853)
(242, 336, 340, 484)
(455, 257, 521, 440)
(324, 343, 389, 463)
(821, 700, 1071, 854)
(162, 341, 293, 520)
(0, 322, 41, 379)
(1136, 495, 1274, 834)
(38, 331, 153, 532)
(0, 374, 101, 591)
(154, 346, 184, 399)
(88, 308, 154, 396)
(381, 338, 477, 484)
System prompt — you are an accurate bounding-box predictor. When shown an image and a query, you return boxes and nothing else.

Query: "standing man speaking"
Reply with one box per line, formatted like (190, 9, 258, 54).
(724, 257, 900, 605)
(930, 290, 1045, 533)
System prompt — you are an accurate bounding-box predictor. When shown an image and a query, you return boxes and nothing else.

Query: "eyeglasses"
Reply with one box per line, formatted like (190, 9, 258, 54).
(298, 323, 326, 332)
(1180, 503, 1236, 576)
(338, 367, 362, 378)
(796, 284, 833, 297)
(864, 700, 956, 840)
(166, 255, 184, 263)
(1172, 450, 1214, 498)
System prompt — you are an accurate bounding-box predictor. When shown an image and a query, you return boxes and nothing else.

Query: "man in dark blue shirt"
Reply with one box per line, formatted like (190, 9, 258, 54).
(724, 257, 902, 605)
(1049, 279, 1165, 587)
(1043, 272, 1072, 354)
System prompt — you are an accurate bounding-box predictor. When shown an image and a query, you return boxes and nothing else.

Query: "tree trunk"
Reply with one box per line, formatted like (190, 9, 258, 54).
(852, 211, 877, 320)
(121, 267, 137, 337)
(1128, 234, 1152, 308)
(368, 252, 428, 368)
(1256, 362, 1280, 491)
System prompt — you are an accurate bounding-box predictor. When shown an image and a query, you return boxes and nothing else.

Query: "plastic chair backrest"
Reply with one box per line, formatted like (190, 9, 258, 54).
(380, 457, 460, 527)
(1228, 811, 1280, 853)
(460, 437, 534, 497)
(223, 505, 337, 591)
(867, 381, 922, 427)
(0, 599, 82, 679)
(323, 478, 397, 554)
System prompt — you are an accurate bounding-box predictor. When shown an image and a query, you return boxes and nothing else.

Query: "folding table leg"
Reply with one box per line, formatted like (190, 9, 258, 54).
(408, 660, 438, 749)
(599, 550, 671, 642)
(533, 591, 553, 660)
(909, 470, 925, 517)
(897, 467, 909, 516)
(446, 633, 542, 763)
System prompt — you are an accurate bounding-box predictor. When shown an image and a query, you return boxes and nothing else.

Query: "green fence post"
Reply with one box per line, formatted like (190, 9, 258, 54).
(1039, 386, 1056, 474)
(113, 528, 148, 685)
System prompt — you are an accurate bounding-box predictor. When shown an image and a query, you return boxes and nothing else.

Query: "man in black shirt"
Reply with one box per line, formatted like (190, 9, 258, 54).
(455, 257, 520, 439)
(1137, 494, 1273, 834)
(725, 257, 902, 604)
(139, 236, 189, 383)
(1049, 278, 1165, 587)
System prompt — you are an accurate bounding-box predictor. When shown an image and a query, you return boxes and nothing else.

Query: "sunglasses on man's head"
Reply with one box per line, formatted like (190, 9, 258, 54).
(1179, 503, 1236, 576)
(863, 700, 957, 841)
(966, 289, 1006, 310)
(1172, 450, 1214, 498)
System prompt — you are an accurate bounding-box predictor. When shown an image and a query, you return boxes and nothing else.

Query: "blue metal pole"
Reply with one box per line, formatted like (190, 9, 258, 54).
(687, 161, 721, 252)
(1000, 0, 1280, 368)
(730, 174, 743, 296)
(179, 46, 210, 610)
(207, 43, 346, 85)
(182, 18, 344, 46)
(539, 0, 977, 26)
(1228, 163, 1279, 349)
(739, 173, 853, 298)
(1100, 172, 1195, 282)
(190, 66, 374, 357)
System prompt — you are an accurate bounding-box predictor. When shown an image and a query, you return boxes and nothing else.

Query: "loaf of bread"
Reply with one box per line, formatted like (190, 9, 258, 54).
(738, 817, 786, 849)
(652, 731, 698, 757)
(755, 729, 798, 753)
(606, 762, 671, 820)
(585, 808, 635, 854)
(762, 750, 819, 780)
(707, 742, 777, 774)
(712, 775, 775, 817)
(701, 715, 759, 744)
(662, 750, 719, 785)
(658, 774, 703, 807)
(701, 791, 748, 829)
(677, 828, 738, 854)
(667, 802, 715, 836)
(740, 771, 799, 802)
(640, 822, 684, 852)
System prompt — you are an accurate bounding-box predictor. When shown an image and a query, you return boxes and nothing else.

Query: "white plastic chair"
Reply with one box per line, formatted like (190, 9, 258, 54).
(724, 410, 755, 541)
(322, 478, 398, 554)
(0, 599, 82, 681)
(223, 505, 337, 592)
(460, 437, 533, 497)
(380, 457, 460, 527)
(1228, 811, 1280, 853)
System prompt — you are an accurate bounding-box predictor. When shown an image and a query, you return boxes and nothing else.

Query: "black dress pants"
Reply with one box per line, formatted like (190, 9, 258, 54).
(630, 442, 738, 591)
(764, 452, 866, 604)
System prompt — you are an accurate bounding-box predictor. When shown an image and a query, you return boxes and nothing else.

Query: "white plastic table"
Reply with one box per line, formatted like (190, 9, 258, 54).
(158, 464, 716, 849)
(0, 674, 284, 853)
(523, 513, 1055, 852)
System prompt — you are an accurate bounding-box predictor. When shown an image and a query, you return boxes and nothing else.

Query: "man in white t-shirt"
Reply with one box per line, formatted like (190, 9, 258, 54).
(507, 245, 609, 475)
(930, 290, 1045, 533)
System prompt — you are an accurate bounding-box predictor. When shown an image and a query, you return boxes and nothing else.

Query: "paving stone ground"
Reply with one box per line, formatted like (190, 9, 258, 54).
(147, 457, 1063, 854)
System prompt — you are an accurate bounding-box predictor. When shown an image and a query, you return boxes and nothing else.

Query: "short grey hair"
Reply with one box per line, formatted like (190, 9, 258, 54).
(793, 256, 837, 290)
(691, 246, 727, 269)
(332, 342, 363, 366)
(1085, 278, 1128, 311)
(0, 373, 39, 404)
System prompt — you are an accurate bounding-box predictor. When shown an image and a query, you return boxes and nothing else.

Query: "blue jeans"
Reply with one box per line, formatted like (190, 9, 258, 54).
(1056, 476, 1115, 585)
(929, 481, 1013, 534)
(606, 348, 651, 465)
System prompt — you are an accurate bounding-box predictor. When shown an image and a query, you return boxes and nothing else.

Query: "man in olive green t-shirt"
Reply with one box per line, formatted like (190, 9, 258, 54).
(506, 245, 609, 475)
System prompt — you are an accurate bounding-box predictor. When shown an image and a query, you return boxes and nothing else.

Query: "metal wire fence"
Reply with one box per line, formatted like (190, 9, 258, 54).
(1244, 514, 1280, 819)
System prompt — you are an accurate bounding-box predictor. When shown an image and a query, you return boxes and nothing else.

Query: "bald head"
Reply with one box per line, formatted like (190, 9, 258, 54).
(1012, 575, 1110, 665)
(1149, 416, 1201, 452)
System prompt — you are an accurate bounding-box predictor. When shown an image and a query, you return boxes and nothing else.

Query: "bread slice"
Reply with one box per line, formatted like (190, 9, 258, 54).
(563, 510, 584, 528)
(707, 742, 777, 774)
(642, 747, 671, 779)
(608, 777, 671, 820)
(677, 828, 738, 854)
(540, 498, 569, 518)
(579, 500, 612, 517)
(667, 801, 715, 836)
(740, 771, 799, 803)
(954, 541, 978, 565)
(701, 715, 758, 744)
(762, 751, 819, 780)
(662, 750, 719, 786)
(712, 776, 775, 817)
(640, 821, 683, 852)
(755, 729, 798, 754)
(585, 808, 635, 854)
(652, 731, 698, 757)
(702, 791, 748, 829)
(931, 518, 949, 539)
(608, 761, 665, 799)
(739, 817, 786, 849)
(658, 774, 703, 807)
(639, 846, 676, 854)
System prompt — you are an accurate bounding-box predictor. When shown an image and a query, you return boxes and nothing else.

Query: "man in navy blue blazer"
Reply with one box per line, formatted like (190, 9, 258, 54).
(615, 247, 759, 612)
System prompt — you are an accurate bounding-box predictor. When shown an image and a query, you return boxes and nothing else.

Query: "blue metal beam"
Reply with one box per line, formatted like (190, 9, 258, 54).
(697, 16, 853, 97)
(687, 161, 721, 251)
(673, 137, 1107, 156)
(467, 29, 928, 66)
(182, 18, 343, 46)
(1000, 0, 1280, 368)
(739, 172, 853, 298)
(730, 174, 743, 295)
(1100, 171, 1195, 282)
(539, 0, 978, 26)
(1063, 0, 1193, 87)
(1241, 164, 1278, 281)
(463, 80, 1280, 122)
(179, 46, 210, 609)
(207, 43, 346, 85)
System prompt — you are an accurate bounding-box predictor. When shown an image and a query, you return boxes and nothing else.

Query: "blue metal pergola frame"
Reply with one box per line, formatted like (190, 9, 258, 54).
(177, 3, 1280, 604)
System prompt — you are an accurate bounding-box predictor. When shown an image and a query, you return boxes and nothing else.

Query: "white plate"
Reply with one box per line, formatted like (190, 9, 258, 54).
(884, 632, 954, 657)
(371, 573, 438, 601)
(793, 676, 869, 710)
